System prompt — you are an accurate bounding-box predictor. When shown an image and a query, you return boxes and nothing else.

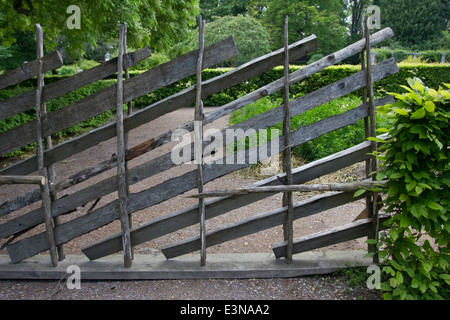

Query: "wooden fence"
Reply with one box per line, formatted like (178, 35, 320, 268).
(0, 19, 397, 274)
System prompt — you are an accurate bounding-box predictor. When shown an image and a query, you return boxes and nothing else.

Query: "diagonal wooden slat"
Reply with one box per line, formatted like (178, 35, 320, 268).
(0, 51, 63, 90)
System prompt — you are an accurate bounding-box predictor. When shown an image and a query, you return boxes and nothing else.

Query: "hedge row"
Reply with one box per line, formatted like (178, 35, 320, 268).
(1, 63, 448, 158)
(373, 49, 450, 63)
(1, 63, 449, 132)
(9, 63, 450, 109)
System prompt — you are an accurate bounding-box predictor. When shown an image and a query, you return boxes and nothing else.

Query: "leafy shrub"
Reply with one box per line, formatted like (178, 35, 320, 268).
(77, 59, 100, 70)
(372, 78, 449, 300)
(56, 65, 78, 75)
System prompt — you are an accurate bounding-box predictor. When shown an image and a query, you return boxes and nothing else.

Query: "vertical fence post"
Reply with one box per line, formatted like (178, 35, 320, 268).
(364, 17, 380, 264)
(282, 16, 294, 264)
(195, 16, 207, 267)
(361, 18, 374, 255)
(116, 23, 133, 268)
(122, 23, 133, 260)
(35, 24, 58, 267)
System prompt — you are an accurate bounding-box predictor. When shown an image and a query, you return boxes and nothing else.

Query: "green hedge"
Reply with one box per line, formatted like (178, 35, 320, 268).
(373, 49, 450, 63)
(8, 63, 450, 108)
(1, 63, 449, 157)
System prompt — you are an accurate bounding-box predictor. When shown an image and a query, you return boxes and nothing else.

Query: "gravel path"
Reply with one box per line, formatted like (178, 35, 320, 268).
(0, 107, 381, 300)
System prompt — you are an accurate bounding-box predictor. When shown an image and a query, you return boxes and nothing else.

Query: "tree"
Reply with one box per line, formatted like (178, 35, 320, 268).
(0, 0, 200, 61)
(261, 0, 349, 55)
(347, 0, 372, 42)
(187, 15, 271, 66)
(200, 0, 251, 21)
(373, 0, 449, 50)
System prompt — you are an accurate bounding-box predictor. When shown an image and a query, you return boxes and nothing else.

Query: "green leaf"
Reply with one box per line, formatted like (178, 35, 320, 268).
(390, 172, 404, 179)
(424, 101, 435, 112)
(380, 282, 393, 292)
(410, 107, 426, 120)
(366, 239, 378, 245)
(353, 189, 366, 197)
(394, 108, 409, 116)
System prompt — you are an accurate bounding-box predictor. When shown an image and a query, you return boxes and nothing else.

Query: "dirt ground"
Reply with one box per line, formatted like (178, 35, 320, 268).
(0, 107, 382, 301)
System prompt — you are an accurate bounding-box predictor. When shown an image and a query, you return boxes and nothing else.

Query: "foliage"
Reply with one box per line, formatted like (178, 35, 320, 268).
(260, 0, 349, 55)
(56, 65, 78, 76)
(372, 78, 449, 300)
(373, 0, 449, 50)
(373, 49, 450, 64)
(186, 15, 271, 67)
(199, 0, 252, 21)
(0, 0, 199, 61)
(0, 31, 36, 71)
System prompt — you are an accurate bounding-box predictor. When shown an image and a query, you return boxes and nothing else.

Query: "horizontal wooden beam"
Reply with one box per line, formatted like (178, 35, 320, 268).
(0, 47, 152, 121)
(0, 251, 374, 280)
(0, 175, 45, 185)
(161, 190, 367, 259)
(81, 139, 375, 260)
(0, 35, 315, 175)
(190, 181, 387, 198)
(271, 215, 391, 259)
(0, 37, 238, 156)
(0, 51, 63, 90)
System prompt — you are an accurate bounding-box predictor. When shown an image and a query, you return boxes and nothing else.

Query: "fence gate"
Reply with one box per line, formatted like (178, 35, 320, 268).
(0, 18, 398, 279)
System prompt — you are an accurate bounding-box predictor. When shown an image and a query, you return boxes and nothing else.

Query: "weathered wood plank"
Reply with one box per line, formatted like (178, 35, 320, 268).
(0, 47, 152, 122)
(82, 139, 375, 260)
(0, 51, 63, 91)
(195, 16, 207, 266)
(0, 175, 45, 185)
(271, 215, 390, 259)
(281, 15, 294, 264)
(0, 34, 315, 176)
(0, 37, 238, 156)
(161, 190, 367, 259)
(35, 24, 58, 267)
(116, 24, 133, 268)
(190, 181, 387, 198)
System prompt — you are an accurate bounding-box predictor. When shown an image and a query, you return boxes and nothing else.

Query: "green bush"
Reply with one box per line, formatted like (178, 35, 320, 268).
(373, 49, 450, 63)
(56, 65, 78, 76)
(372, 78, 449, 300)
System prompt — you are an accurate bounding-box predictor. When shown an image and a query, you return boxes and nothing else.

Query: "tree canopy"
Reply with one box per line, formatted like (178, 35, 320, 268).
(373, 0, 449, 50)
(187, 14, 271, 66)
(0, 0, 199, 60)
